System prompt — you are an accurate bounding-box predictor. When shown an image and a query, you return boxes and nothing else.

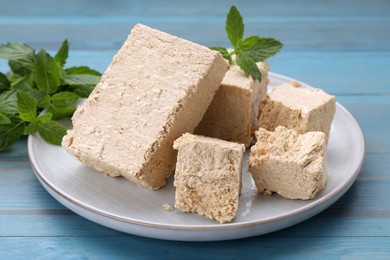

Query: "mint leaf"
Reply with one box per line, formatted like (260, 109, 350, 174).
(50, 91, 79, 106)
(17, 91, 37, 122)
(0, 42, 35, 70)
(37, 94, 51, 109)
(236, 51, 262, 81)
(25, 112, 53, 135)
(12, 79, 46, 104)
(48, 104, 75, 120)
(0, 112, 11, 124)
(54, 39, 69, 67)
(0, 72, 10, 91)
(213, 5, 283, 82)
(0, 90, 17, 115)
(11, 73, 34, 90)
(69, 85, 95, 98)
(37, 120, 67, 145)
(63, 74, 101, 86)
(0, 116, 25, 151)
(34, 49, 62, 94)
(0, 40, 102, 151)
(65, 66, 101, 76)
(209, 47, 232, 64)
(38, 112, 52, 123)
(24, 120, 39, 135)
(46, 91, 79, 120)
(9, 60, 31, 76)
(226, 5, 244, 47)
(241, 36, 283, 62)
(25, 113, 53, 134)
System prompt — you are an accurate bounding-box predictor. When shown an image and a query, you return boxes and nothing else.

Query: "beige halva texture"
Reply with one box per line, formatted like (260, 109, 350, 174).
(259, 81, 336, 141)
(173, 133, 245, 223)
(195, 61, 269, 147)
(62, 24, 228, 190)
(249, 126, 327, 200)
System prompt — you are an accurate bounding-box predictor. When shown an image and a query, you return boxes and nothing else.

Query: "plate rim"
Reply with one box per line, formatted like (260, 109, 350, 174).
(28, 72, 366, 232)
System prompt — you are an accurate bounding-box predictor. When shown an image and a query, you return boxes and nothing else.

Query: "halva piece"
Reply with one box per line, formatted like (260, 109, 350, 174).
(173, 133, 245, 223)
(248, 126, 327, 200)
(195, 61, 269, 147)
(258, 81, 336, 141)
(62, 24, 228, 190)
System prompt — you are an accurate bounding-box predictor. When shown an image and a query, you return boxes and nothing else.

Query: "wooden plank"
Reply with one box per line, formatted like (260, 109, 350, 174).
(0, 237, 389, 259)
(0, 1, 389, 52)
(1, 21, 389, 51)
(337, 95, 390, 154)
(0, 214, 389, 238)
(271, 52, 390, 95)
(1, 0, 389, 18)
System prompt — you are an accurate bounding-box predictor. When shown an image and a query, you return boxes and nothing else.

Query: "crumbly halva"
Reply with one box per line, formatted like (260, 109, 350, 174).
(195, 61, 269, 147)
(173, 133, 245, 223)
(258, 81, 336, 141)
(62, 24, 228, 190)
(248, 126, 327, 200)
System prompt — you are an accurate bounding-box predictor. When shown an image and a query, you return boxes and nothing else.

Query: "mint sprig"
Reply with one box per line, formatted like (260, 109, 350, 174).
(0, 40, 101, 151)
(34, 49, 62, 94)
(211, 5, 283, 81)
(226, 5, 244, 48)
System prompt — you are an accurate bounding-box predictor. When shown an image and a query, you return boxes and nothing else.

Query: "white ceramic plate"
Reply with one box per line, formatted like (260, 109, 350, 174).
(28, 72, 365, 241)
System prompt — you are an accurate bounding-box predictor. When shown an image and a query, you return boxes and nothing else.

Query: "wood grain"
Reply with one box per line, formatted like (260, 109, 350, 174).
(0, 237, 389, 259)
(0, 0, 389, 258)
(1, 22, 389, 51)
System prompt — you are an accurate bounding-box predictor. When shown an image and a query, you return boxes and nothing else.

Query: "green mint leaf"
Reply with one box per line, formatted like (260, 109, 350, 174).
(25, 113, 53, 135)
(0, 42, 34, 60)
(63, 74, 101, 86)
(0, 72, 11, 91)
(236, 51, 262, 81)
(37, 94, 51, 109)
(48, 104, 75, 120)
(11, 73, 34, 90)
(65, 66, 102, 76)
(209, 46, 233, 64)
(0, 116, 25, 151)
(12, 77, 47, 104)
(69, 85, 95, 98)
(0, 90, 17, 115)
(37, 120, 67, 145)
(34, 49, 62, 94)
(226, 5, 244, 47)
(0, 42, 35, 70)
(50, 91, 79, 106)
(16, 91, 37, 122)
(0, 112, 11, 124)
(9, 60, 31, 76)
(38, 112, 52, 123)
(24, 113, 53, 134)
(44, 91, 79, 120)
(241, 36, 283, 62)
(54, 39, 69, 67)
(24, 120, 39, 135)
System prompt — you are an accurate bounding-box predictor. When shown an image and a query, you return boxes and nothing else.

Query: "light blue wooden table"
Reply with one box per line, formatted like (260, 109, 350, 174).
(1, 0, 389, 258)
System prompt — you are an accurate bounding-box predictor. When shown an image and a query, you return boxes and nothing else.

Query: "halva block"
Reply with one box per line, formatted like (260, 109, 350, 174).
(173, 133, 245, 223)
(258, 81, 336, 141)
(195, 61, 269, 147)
(62, 24, 228, 190)
(248, 126, 327, 200)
